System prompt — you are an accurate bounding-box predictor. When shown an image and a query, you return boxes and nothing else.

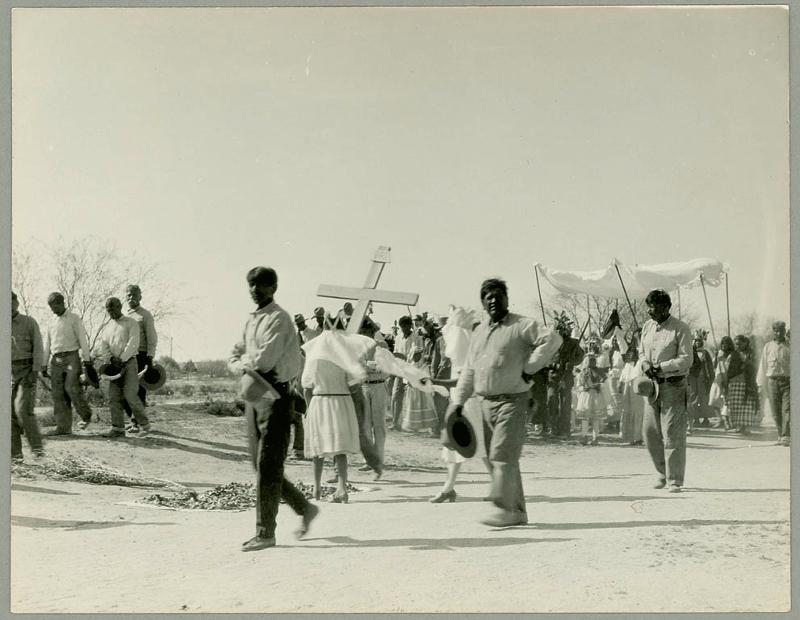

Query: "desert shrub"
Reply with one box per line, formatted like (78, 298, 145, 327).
(194, 360, 235, 378)
(152, 384, 174, 396)
(202, 398, 244, 417)
(183, 360, 197, 373)
(178, 383, 195, 397)
(157, 355, 181, 373)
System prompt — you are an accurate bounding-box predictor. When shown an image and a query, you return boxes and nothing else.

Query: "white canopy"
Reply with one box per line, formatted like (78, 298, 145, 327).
(535, 258, 728, 300)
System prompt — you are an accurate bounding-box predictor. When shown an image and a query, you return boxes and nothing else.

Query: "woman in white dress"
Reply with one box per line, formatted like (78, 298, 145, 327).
(302, 339, 363, 504)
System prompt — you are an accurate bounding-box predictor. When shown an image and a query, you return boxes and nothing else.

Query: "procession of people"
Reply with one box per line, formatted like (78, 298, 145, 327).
(9, 265, 791, 551)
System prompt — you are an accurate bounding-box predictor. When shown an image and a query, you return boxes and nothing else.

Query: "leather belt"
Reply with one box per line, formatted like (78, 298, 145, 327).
(366, 380, 385, 384)
(655, 376, 686, 385)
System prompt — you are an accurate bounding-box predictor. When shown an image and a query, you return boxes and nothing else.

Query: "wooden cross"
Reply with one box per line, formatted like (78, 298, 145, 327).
(317, 246, 419, 335)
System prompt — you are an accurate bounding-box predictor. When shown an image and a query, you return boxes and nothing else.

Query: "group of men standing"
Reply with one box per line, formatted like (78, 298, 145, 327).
(10, 284, 158, 459)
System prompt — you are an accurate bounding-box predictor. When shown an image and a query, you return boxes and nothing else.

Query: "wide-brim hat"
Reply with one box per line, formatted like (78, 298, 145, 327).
(442, 407, 477, 459)
(140, 363, 167, 391)
(632, 376, 659, 401)
(239, 368, 279, 403)
(98, 361, 124, 381)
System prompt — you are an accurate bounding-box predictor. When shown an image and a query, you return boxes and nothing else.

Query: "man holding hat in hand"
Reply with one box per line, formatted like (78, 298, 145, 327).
(94, 297, 152, 438)
(447, 277, 562, 528)
(123, 284, 158, 433)
(638, 289, 693, 493)
(228, 266, 318, 552)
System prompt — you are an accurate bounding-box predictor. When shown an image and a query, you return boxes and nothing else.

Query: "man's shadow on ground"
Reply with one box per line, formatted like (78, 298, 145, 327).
(298, 535, 577, 550)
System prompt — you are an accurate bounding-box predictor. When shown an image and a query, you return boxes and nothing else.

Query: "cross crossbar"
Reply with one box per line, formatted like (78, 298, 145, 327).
(316, 246, 419, 335)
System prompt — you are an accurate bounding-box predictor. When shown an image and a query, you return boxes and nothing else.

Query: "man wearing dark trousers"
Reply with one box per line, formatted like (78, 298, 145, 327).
(638, 289, 693, 493)
(229, 266, 318, 552)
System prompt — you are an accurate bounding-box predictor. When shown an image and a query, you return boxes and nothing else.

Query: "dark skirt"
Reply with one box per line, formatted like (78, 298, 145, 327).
(726, 375, 759, 427)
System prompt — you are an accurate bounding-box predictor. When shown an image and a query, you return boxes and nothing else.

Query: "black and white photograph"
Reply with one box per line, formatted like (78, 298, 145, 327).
(3, 3, 793, 614)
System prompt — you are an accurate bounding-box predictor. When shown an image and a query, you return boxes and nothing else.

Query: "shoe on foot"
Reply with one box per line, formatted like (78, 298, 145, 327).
(124, 421, 139, 432)
(357, 464, 372, 472)
(329, 491, 348, 504)
(325, 475, 339, 484)
(668, 484, 682, 493)
(429, 489, 457, 503)
(372, 469, 383, 481)
(101, 428, 126, 438)
(32, 449, 45, 459)
(77, 420, 91, 431)
(295, 503, 320, 540)
(129, 423, 151, 438)
(653, 478, 667, 489)
(241, 535, 276, 552)
(481, 510, 527, 528)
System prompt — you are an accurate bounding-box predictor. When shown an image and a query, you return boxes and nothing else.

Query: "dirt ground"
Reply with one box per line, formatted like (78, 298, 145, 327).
(10, 402, 791, 614)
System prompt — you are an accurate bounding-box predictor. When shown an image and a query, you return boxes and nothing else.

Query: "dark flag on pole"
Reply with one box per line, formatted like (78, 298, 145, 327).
(601, 309, 622, 340)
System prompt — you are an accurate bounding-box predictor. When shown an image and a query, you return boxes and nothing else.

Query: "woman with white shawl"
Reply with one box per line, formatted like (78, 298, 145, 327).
(301, 318, 373, 504)
(429, 306, 492, 504)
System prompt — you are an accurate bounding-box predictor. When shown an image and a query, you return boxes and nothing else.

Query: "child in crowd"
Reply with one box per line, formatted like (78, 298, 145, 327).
(575, 354, 607, 445)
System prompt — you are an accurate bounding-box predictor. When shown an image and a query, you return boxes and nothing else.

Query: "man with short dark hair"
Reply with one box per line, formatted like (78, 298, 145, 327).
(638, 289, 693, 493)
(758, 320, 790, 446)
(123, 284, 157, 433)
(229, 266, 318, 551)
(42, 292, 94, 435)
(449, 278, 562, 527)
(94, 297, 152, 438)
(11, 291, 45, 459)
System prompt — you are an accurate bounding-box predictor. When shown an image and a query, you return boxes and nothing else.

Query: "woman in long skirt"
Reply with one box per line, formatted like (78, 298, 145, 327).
(725, 335, 760, 434)
(401, 323, 439, 435)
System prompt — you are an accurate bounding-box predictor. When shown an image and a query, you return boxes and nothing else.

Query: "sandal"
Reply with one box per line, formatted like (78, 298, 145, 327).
(329, 491, 348, 504)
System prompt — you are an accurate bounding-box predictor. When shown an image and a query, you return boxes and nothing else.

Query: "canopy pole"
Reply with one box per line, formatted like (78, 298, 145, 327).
(534, 265, 547, 326)
(613, 262, 640, 332)
(677, 287, 682, 320)
(586, 295, 591, 335)
(725, 272, 731, 337)
(699, 273, 718, 349)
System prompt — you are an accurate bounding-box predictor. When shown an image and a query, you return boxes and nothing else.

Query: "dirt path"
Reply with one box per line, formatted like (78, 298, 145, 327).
(10, 405, 790, 613)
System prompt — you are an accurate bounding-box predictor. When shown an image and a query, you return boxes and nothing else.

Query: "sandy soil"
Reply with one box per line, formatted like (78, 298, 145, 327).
(10, 403, 791, 613)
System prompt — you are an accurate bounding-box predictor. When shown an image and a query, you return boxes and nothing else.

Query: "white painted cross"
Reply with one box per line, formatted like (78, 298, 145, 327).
(317, 246, 419, 335)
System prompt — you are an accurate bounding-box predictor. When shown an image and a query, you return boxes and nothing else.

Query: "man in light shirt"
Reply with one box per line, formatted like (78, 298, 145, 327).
(448, 278, 562, 528)
(638, 289, 693, 493)
(758, 320, 790, 446)
(122, 284, 158, 432)
(11, 291, 45, 459)
(42, 292, 94, 435)
(94, 297, 152, 438)
(229, 266, 318, 552)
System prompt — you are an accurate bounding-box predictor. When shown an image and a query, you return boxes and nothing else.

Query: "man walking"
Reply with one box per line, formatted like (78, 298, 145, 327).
(758, 320, 790, 446)
(94, 297, 152, 438)
(638, 289, 693, 493)
(448, 278, 562, 527)
(11, 292, 45, 460)
(41, 292, 94, 435)
(123, 284, 157, 432)
(228, 266, 318, 552)
(390, 315, 420, 429)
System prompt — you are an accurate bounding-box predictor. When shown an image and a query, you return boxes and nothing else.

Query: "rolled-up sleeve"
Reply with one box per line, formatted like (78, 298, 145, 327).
(144, 311, 158, 357)
(523, 322, 563, 375)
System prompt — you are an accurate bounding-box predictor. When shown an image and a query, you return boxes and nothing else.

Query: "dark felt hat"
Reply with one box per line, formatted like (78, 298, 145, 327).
(81, 362, 100, 389)
(441, 405, 477, 459)
(140, 363, 167, 391)
(98, 360, 124, 381)
(632, 375, 659, 401)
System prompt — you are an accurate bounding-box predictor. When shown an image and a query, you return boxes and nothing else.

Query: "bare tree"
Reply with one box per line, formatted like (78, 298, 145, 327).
(11, 238, 46, 316)
(13, 236, 183, 352)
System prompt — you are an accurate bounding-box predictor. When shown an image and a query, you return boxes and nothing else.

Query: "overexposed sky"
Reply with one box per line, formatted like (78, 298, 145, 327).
(12, 6, 789, 360)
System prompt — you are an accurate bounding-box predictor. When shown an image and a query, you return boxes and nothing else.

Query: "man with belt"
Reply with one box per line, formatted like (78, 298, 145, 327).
(638, 289, 693, 493)
(758, 320, 790, 446)
(357, 317, 388, 479)
(123, 284, 157, 433)
(94, 297, 152, 438)
(228, 266, 318, 552)
(11, 291, 45, 460)
(41, 292, 94, 436)
(448, 278, 562, 527)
